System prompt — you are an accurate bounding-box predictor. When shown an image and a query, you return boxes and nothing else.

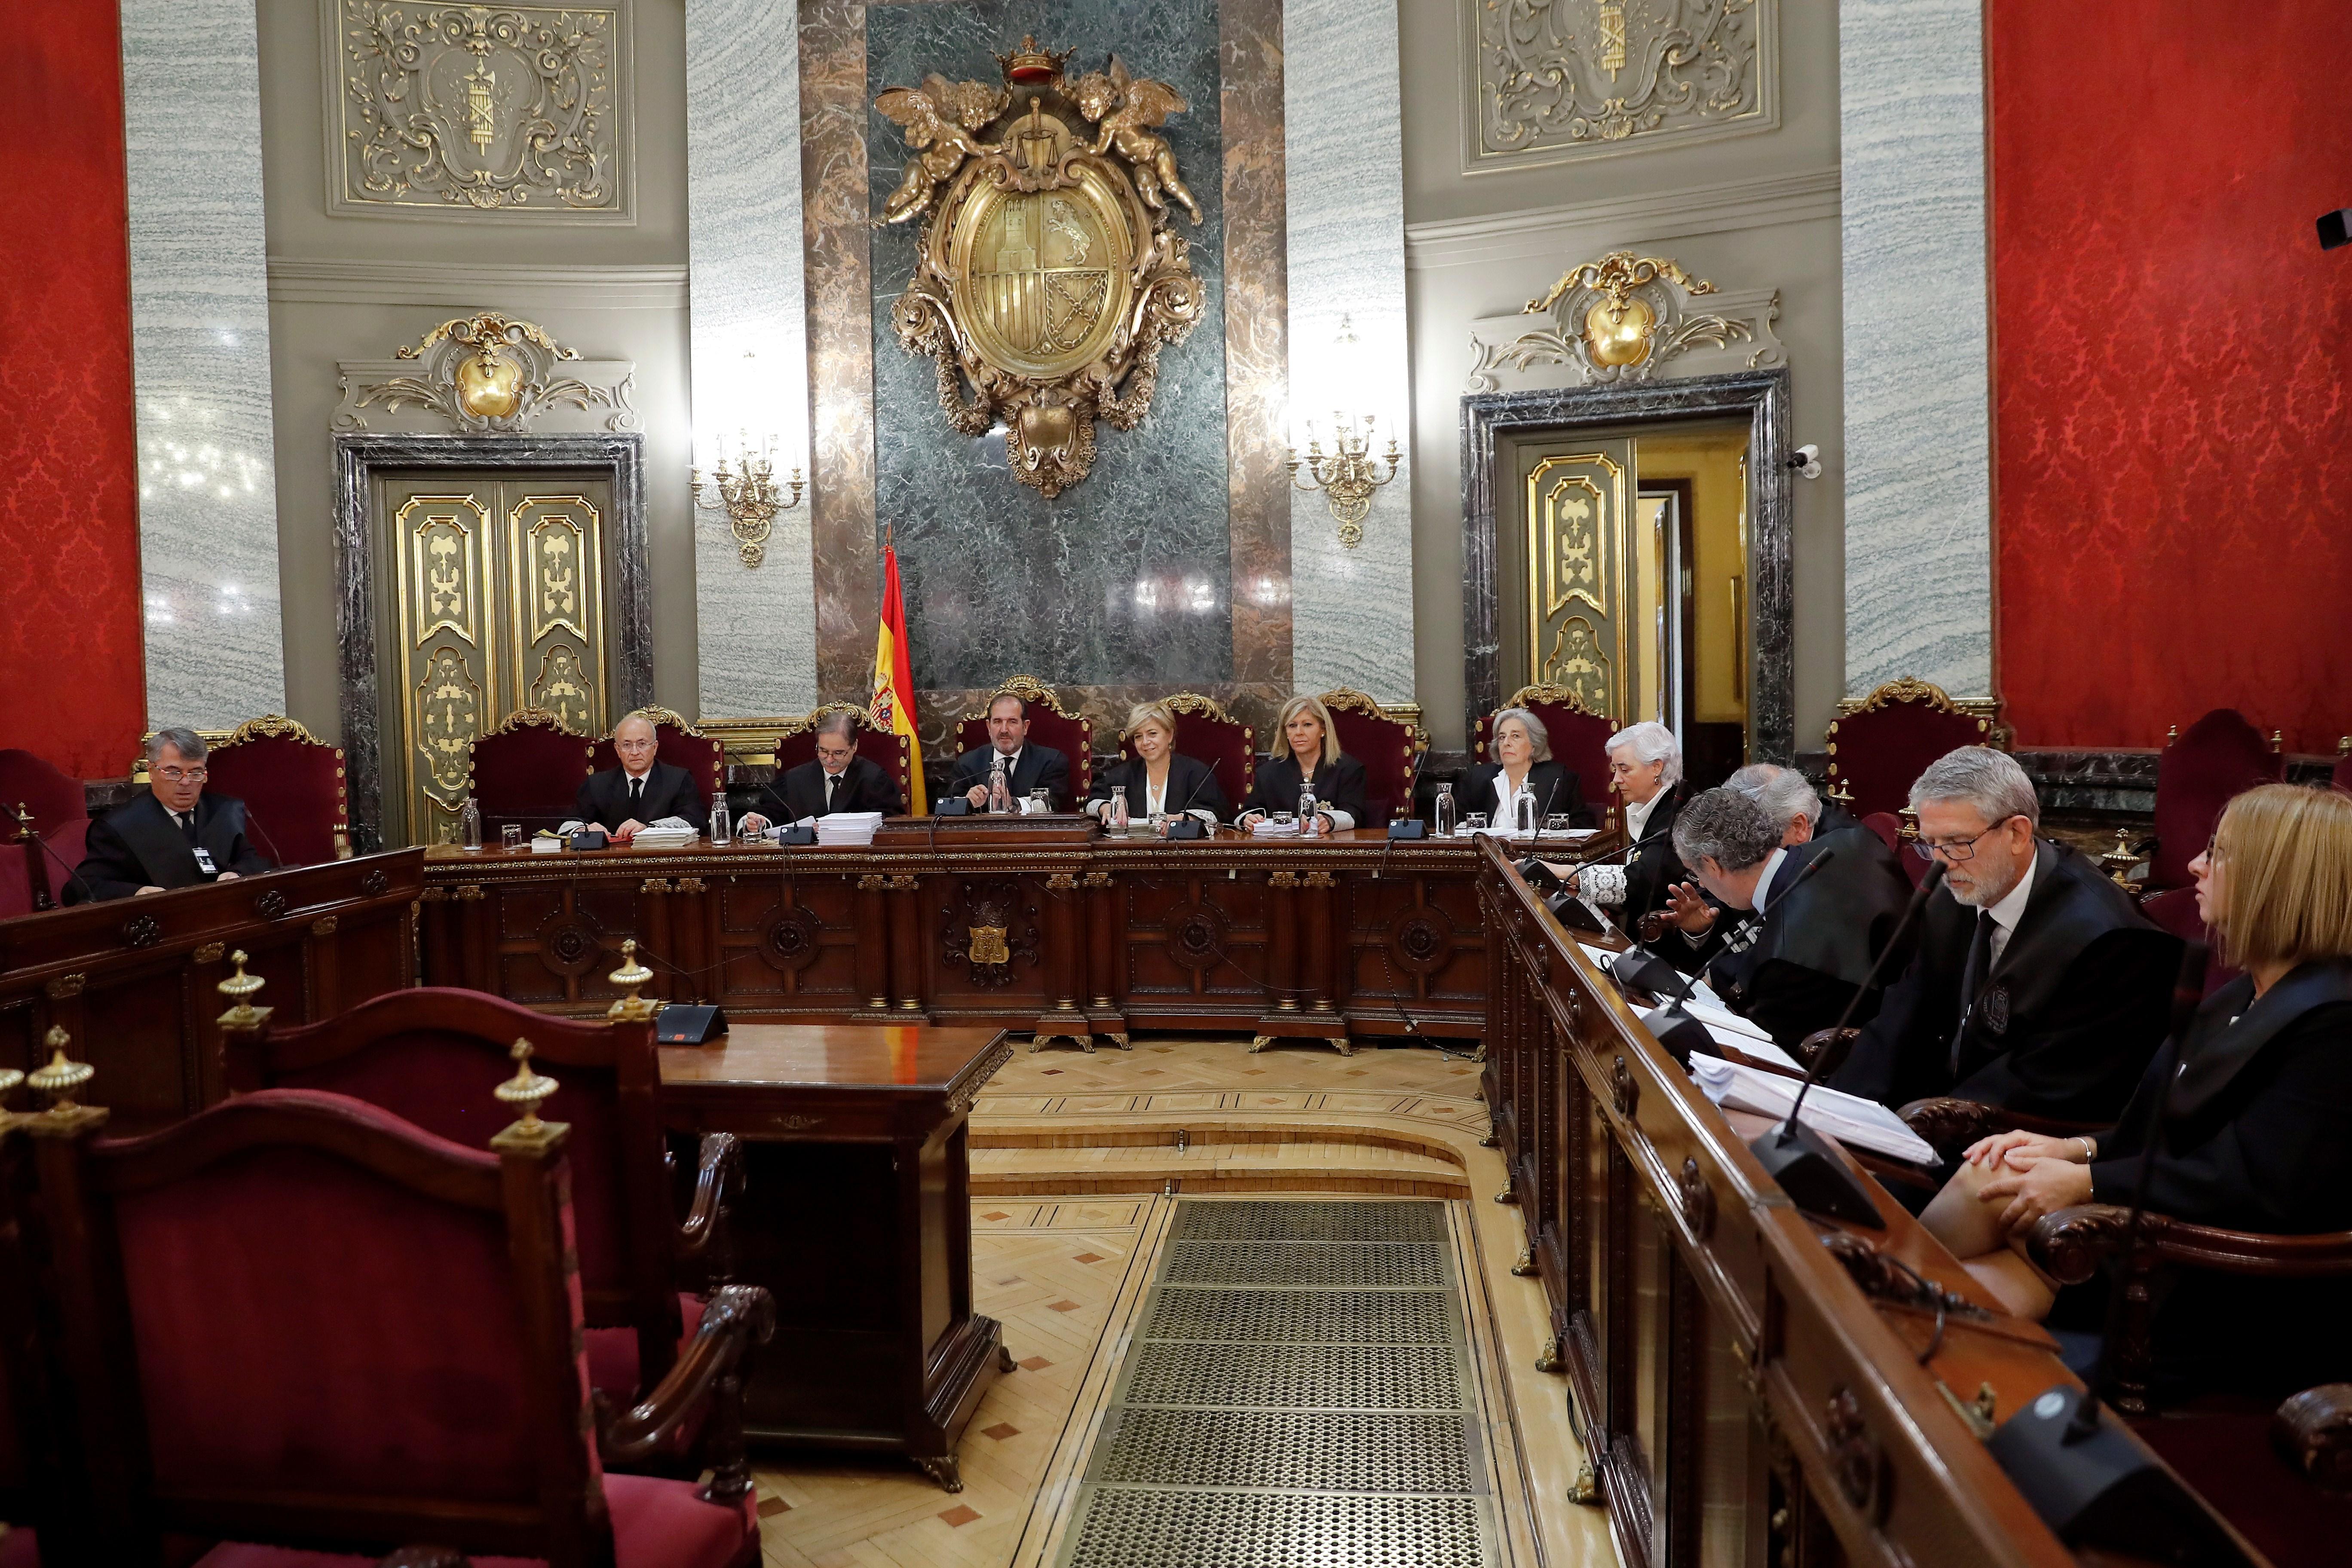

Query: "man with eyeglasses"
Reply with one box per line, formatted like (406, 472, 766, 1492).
(1828, 747, 2179, 1124)
(69, 727, 272, 902)
(577, 711, 709, 842)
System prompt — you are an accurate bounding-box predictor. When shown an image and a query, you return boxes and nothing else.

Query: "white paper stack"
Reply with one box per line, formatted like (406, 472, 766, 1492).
(628, 816, 698, 850)
(1688, 1056, 1940, 1165)
(1677, 1000, 1802, 1069)
(815, 811, 883, 846)
(1249, 818, 1302, 837)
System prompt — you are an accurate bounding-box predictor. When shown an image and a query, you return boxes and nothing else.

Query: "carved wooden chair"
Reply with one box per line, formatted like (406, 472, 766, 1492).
(199, 714, 351, 868)
(772, 702, 914, 804)
(0, 748, 85, 917)
(1119, 692, 1256, 811)
(2146, 709, 2285, 892)
(1317, 688, 1423, 829)
(591, 705, 727, 808)
(1475, 684, 1614, 826)
(2334, 738, 2351, 795)
(953, 676, 1095, 800)
(217, 972, 740, 1432)
(467, 707, 596, 839)
(13, 1084, 770, 1568)
(1823, 678, 1997, 821)
(0, 1100, 58, 1553)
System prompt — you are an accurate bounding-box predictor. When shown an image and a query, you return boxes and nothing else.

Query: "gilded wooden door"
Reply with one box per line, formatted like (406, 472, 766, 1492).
(378, 474, 612, 845)
(1513, 436, 1637, 720)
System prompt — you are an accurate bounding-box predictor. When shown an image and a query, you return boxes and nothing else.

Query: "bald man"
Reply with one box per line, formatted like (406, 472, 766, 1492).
(577, 712, 708, 841)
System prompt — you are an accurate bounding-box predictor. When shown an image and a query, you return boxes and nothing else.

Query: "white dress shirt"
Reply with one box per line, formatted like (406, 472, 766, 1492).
(1981, 850, 2038, 971)
(1491, 769, 1535, 826)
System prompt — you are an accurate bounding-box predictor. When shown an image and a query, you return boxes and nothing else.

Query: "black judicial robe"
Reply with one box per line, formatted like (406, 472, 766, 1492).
(773, 756, 903, 820)
(1237, 753, 1369, 827)
(2073, 960, 2352, 1403)
(945, 744, 1071, 812)
(1830, 839, 2180, 1121)
(1455, 760, 1594, 831)
(1694, 827, 1919, 1050)
(1088, 753, 1229, 822)
(69, 791, 272, 903)
(576, 762, 708, 836)
(1613, 783, 1693, 926)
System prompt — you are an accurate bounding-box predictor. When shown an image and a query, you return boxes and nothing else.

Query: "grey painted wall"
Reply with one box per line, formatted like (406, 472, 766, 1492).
(1396, 0, 1846, 753)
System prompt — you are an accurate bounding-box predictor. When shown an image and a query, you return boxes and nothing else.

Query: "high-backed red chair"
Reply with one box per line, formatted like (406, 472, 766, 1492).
(953, 677, 1095, 800)
(219, 979, 738, 1414)
(0, 749, 88, 916)
(1317, 688, 1422, 829)
(467, 707, 595, 839)
(1823, 678, 1997, 820)
(1473, 685, 1614, 827)
(2334, 739, 2351, 794)
(1118, 693, 1256, 811)
(18, 1086, 769, 1567)
(591, 706, 726, 809)
(2139, 885, 2242, 996)
(774, 702, 914, 804)
(200, 715, 349, 867)
(2148, 710, 2285, 891)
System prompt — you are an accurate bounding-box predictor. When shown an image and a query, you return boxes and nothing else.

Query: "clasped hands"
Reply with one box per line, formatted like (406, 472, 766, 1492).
(138, 871, 241, 896)
(1961, 1129, 2098, 1229)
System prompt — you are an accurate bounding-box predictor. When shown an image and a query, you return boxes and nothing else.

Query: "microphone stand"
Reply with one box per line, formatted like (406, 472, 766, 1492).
(1746, 859, 1948, 1228)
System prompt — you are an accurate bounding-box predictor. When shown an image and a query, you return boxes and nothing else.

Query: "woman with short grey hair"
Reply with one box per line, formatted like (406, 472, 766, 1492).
(1459, 706, 1590, 834)
(1543, 720, 1692, 920)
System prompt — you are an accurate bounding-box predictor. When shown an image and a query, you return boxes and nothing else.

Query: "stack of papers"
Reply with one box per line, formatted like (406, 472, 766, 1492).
(1458, 826, 1600, 843)
(1675, 999, 1801, 1069)
(628, 817, 698, 850)
(1249, 818, 1302, 836)
(1688, 1056, 1939, 1165)
(815, 811, 883, 846)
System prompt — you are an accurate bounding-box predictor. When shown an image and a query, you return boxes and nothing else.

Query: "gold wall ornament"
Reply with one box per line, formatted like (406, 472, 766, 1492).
(1288, 414, 1400, 549)
(875, 40, 1206, 498)
(1528, 253, 1718, 371)
(1471, 252, 1768, 390)
(356, 315, 634, 433)
(329, 0, 630, 220)
(689, 433, 805, 569)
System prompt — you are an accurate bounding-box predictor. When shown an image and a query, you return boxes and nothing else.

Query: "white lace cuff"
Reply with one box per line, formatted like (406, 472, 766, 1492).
(1580, 865, 1628, 906)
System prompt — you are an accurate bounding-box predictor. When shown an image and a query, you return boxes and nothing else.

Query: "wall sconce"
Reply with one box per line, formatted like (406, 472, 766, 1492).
(689, 431, 804, 569)
(1285, 315, 1399, 549)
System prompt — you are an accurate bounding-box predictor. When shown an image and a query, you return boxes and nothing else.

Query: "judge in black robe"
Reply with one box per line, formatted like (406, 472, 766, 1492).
(70, 788, 272, 903)
(1455, 759, 1592, 833)
(946, 740, 1070, 811)
(577, 759, 709, 837)
(1089, 751, 1229, 825)
(1237, 752, 1368, 831)
(771, 753, 903, 820)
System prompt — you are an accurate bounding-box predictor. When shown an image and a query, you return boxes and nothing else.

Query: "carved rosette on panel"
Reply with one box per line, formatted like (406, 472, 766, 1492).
(1463, 0, 1776, 173)
(1385, 903, 1458, 976)
(535, 907, 606, 977)
(758, 904, 824, 974)
(331, 0, 631, 220)
(1161, 897, 1230, 972)
(940, 880, 1040, 988)
(1468, 252, 1785, 391)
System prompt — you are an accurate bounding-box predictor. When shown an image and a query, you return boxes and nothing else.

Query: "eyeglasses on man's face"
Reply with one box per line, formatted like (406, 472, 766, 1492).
(155, 766, 208, 784)
(1911, 815, 2024, 862)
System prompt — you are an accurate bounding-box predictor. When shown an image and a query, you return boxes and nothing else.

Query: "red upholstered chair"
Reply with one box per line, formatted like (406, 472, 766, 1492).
(773, 702, 914, 802)
(953, 677, 1096, 799)
(2148, 710, 2285, 892)
(219, 983, 738, 1417)
(1317, 688, 1423, 829)
(1857, 810, 1930, 890)
(200, 716, 349, 867)
(2334, 739, 2351, 795)
(1823, 678, 1998, 821)
(591, 706, 726, 809)
(15, 1086, 769, 1567)
(467, 707, 595, 839)
(1474, 685, 1614, 827)
(2140, 885, 2242, 996)
(0, 748, 88, 915)
(1119, 693, 1256, 811)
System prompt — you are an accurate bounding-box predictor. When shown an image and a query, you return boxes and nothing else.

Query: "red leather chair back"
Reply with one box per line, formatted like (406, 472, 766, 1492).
(2139, 885, 2241, 995)
(773, 703, 914, 803)
(2334, 745, 2352, 796)
(467, 709, 595, 835)
(1318, 688, 1423, 829)
(590, 706, 725, 802)
(0, 749, 88, 915)
(1861, 811, 1927, 888)
(1118, 695, 1256, 811)
(201, 717, 348, 867)
(953, 678, 1096, 799)
(1823, 679, 1997, 821)
(2151, 710, 2285, 891)
(1475, 687, 1614, 826)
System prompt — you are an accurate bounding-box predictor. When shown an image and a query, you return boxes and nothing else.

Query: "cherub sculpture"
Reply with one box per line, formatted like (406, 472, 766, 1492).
(1070, 57, 1200, 224)
(873, 74, 1008, 226)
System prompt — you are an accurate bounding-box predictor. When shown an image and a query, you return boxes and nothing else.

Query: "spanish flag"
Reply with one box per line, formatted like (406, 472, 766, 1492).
(871, 544, 926, 814)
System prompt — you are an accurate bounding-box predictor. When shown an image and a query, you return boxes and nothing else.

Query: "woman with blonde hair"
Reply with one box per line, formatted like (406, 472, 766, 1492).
(1235, 694, 1368, 832)
(1087, 700, 1230, 828)
(1923, 783, 2352, 1403)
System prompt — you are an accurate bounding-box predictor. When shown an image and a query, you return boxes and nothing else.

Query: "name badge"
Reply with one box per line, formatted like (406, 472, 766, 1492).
(192, 847, 218, 876)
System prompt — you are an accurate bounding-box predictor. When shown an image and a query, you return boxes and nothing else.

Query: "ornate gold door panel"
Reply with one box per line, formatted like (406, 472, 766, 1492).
(1515, 438, 1636, 720)
(380, 475, 611, 843)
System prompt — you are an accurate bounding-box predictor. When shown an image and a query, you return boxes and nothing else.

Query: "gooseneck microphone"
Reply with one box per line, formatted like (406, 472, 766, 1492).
(24, 822, 97, 907)
(236, 802, 288, 870)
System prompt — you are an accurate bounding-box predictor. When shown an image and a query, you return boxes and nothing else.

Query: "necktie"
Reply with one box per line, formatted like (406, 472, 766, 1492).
(825, 772, 838, 812)
(178, 808, 199, 846)
(1954, 910, 1995, 1064)
(629, 775, 644, 814)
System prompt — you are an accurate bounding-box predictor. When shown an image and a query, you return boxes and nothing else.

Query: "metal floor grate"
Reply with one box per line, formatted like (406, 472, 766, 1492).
(1056, 1198, 1494, 1568)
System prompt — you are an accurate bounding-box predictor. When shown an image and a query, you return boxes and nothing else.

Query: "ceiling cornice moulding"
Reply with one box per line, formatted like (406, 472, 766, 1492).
(1406, 167, 1840, 272)
(268, 256, 689, 310)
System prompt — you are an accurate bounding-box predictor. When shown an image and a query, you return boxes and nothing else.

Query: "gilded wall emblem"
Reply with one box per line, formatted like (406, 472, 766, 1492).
(874, 38, 1206, 498)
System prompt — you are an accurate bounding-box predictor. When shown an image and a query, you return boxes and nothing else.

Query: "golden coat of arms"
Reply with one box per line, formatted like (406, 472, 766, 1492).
(875, 38, 1206, 498)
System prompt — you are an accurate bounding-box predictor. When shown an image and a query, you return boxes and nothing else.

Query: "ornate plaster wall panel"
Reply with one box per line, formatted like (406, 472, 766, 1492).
(1460, 0, 1778, 175)
(122, 0, 286, 729)
(1288, 0, 1412, 702)
(1841, 0, 1991, 698)
(687, 0, 814, 718)
(1467, 284, 1785, 392)
(330, 317, 640, 436)
(324, 0, 635, 222)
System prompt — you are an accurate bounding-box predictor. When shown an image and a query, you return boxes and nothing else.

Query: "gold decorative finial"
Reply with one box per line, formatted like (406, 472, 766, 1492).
(1823, 777, 1855, 808)
(2269, 729, 2284, 754)
(28, 1026, 95, 1111)
(0, 1063, 24, 1104)
(2101, 829, 2144, 891)
(12, 802, 30, 843)
(2166, 723, 2179, 744)
(493, 1038, 558, 1133)
(607, 939, 655, 1022)
(216, 949, 272, 1031)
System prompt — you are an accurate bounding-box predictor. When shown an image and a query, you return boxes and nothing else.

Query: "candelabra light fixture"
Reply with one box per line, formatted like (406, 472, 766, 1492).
(689, 432, 805, 569)
(1286, 315, 1400, 548)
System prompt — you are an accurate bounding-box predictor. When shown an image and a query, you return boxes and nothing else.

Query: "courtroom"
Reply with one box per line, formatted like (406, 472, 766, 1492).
(6, 3, 2352, 1566)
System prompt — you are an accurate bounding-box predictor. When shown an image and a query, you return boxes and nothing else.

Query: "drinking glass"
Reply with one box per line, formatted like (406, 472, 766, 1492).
(1271, 811, 1296, 831)
(1544, 815, 1574, 837)
(1029, 787, 1050, 814)
(1149, 810, 1169, 837)
(1462, 812, 1489, 834)
(502, 824, 524, 852)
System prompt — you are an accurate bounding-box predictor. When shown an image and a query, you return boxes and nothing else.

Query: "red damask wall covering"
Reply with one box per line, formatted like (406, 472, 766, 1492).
(1991, 0, 2352, 755)
(0, 2, 144, 778)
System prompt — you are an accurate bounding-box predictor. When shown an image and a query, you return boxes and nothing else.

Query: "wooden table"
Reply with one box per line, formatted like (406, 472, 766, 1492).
(658, 1021, 1015, 1488)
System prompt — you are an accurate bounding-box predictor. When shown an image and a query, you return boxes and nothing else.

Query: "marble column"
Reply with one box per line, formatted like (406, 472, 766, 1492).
(120, 0, 284, 729)
(686, 0, 815, 719)
(1840, 0, 1993, 698)
(1283, 0, 1412, 704)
